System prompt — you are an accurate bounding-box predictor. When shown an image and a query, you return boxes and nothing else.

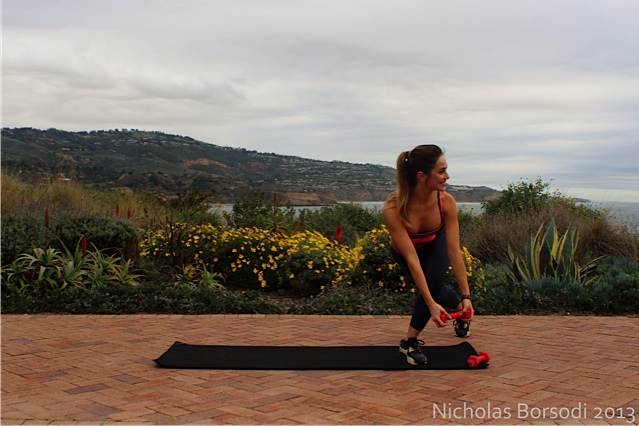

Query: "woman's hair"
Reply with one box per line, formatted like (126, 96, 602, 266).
(386, 144, 444, 226)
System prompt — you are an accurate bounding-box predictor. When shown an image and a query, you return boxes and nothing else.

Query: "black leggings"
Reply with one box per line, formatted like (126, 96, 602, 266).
(391, 227, 461, 331)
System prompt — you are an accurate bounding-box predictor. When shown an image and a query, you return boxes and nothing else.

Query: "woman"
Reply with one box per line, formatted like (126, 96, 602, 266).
(383, 145, 474, 365)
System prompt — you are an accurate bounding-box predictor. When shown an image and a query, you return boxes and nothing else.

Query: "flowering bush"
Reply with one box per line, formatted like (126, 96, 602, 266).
(353, 226, 486, 295)
(140, 225, 359, 295)
(350, 226, 409, 292)
(445, 246, 487, 295)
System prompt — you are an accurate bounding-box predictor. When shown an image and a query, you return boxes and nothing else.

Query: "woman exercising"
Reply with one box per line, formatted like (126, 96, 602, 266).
(383, 145, 474, 365)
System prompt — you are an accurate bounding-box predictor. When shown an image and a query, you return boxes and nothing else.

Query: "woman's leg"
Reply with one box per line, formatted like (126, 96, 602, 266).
(393, 229, 459, 335)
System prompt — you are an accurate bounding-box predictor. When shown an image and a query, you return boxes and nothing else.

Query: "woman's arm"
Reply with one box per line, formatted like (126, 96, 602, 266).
(442, 193, 474, 318)
(383, 202, 447, 327)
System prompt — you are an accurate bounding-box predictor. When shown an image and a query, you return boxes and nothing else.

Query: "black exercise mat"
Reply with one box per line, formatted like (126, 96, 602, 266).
(154, 341, 487, 370)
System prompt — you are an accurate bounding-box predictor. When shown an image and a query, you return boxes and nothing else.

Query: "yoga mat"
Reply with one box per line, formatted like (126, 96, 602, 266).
(154, 341, 488, 370)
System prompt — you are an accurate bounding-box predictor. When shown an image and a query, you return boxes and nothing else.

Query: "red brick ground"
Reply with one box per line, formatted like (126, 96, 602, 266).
(2, 314, 638, 425)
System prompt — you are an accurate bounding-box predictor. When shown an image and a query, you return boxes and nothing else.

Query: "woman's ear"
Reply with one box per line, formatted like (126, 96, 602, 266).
(416, 171, 428, 182)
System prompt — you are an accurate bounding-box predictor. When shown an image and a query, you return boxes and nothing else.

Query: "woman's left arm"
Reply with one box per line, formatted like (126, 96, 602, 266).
(442, 192, 474, 317)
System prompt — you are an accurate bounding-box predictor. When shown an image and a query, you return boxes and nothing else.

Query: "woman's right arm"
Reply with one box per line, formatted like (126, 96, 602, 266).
(383, 204, 447, 327)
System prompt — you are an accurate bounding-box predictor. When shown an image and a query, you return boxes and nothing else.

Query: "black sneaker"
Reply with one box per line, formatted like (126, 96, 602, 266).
(399, 338, 428, 365)
(454, 318, 471, 337)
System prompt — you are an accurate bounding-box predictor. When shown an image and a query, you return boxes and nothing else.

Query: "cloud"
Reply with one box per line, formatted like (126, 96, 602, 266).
(2, 0, 639, 201)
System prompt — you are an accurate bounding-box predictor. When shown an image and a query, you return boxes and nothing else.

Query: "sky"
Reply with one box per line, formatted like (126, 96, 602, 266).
(3, 0, 639, 203)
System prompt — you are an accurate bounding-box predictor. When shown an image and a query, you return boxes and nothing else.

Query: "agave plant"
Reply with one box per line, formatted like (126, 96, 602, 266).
(174, 262, 223, 288)
(508, 218, 603, 285)
(1, 247, 77, 293)
(1, 238, 144, 293)
(83, 245, 143, 288)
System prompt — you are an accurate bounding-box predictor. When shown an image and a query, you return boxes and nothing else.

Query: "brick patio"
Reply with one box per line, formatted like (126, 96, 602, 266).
(2, 314, 638, 425)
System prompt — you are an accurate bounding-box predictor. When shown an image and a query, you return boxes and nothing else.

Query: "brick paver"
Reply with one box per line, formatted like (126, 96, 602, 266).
(2, 314, 638, 425)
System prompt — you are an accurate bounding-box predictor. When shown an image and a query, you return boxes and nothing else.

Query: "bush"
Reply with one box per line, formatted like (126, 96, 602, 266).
(1, 212, 45, 266)
(444, 246, 487, 296)
(300, 203, 384, 247)
(1, 210, 140, 265)
(481, 177, 555, 216)
(352, 226, 486, 296)
(472, 257, 639, 315)
(1, 281, 282, 314)
(140, 225, 359, 296)
(464, 179, 629, 264)
(47, 211, 139, 258)
(227, 192, 297, 231)
(150, 188, 225, 226)
(287, 285, 414, 315)
(350, 226, 407, 291)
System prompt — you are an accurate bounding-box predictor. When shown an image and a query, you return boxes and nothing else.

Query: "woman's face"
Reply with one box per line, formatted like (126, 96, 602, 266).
(425, 155, 449, 191)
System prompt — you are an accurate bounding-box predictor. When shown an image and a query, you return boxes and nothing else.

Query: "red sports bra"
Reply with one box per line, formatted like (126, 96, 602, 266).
(407, 192, 445, 245)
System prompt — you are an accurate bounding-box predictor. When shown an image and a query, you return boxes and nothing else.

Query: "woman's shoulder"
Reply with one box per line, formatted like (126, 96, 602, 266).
(383, 192, 398, 210)
(441, 191, 458, 210)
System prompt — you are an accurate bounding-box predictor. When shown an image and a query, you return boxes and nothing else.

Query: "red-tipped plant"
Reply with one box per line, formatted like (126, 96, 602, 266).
(80, 235, 88, 254)
(334, 226, 343, 243)
(44, 207, 50, 246)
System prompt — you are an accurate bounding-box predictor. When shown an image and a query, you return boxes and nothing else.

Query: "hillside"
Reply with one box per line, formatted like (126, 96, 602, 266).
(1, 127, 498, 204)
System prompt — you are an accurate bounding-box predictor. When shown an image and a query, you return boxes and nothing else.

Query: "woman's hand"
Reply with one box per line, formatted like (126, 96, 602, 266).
(460, 299, 474, 320)
(428, 302, 449, 327)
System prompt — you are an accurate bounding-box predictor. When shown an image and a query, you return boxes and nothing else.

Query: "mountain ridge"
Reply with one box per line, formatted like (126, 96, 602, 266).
(1, 127, 499, 205)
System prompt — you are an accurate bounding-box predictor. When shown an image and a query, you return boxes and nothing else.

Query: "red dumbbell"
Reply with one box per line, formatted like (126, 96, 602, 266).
(467, 352, 490, 368)
(439, 310, 472, 325)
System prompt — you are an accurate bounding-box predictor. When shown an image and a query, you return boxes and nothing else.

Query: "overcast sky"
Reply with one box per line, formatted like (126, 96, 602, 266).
(3, 0, 639, 202)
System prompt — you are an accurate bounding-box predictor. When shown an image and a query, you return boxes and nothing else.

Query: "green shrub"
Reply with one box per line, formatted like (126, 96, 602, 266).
(1, 282, 282, 314)
(287, 285, 414, 315)
(47, 212, 139, 258)
(593, 257, 639, 313)
(482, 177, 554, 216)
(148, 188, 224, 226)
(226, 191, 297, 231)
(471, 258, 638, 315)
(300, 203, 384, 247)
(1, 212, 45, 265)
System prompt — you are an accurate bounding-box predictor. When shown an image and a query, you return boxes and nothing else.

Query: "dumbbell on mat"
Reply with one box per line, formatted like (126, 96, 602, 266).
(467, 352, 490, 368)
(439, 310, 472, 325)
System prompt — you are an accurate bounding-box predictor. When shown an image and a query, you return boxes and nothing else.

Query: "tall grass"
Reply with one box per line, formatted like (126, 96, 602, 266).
(1, 172, 165, 229)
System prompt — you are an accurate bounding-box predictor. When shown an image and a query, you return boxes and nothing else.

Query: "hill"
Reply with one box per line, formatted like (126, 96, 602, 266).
(1, 127, 498, 204)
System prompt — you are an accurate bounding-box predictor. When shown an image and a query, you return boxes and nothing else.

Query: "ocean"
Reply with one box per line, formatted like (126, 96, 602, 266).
(359, 201, 639, 223)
